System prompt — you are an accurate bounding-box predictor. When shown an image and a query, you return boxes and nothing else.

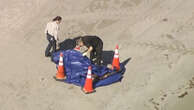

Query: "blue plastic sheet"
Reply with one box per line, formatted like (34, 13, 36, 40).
(51, 49, 125, 88)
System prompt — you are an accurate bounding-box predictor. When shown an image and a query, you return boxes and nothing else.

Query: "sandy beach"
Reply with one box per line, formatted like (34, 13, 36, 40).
(0, 0, 194, 110)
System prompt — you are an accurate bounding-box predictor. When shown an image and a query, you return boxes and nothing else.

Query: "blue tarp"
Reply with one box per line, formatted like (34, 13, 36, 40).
(51, 49, 125, 88)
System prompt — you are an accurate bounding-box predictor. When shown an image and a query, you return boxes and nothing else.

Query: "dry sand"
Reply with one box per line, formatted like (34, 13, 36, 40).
(0, 0, 194, 110)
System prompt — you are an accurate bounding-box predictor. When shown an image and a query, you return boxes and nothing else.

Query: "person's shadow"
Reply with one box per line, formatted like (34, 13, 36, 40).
(102, 50, 132, 66)
(102, 51, 114, 65)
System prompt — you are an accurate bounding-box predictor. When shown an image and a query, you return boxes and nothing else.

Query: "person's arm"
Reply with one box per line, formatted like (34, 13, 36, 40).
(82, 46, 93, 56)
(53, 23, 59, 41)
(87, 46, 93, 53)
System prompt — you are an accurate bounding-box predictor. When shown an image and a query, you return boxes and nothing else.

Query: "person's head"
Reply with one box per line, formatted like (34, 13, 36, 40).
(74, 36, 84, 47)
(52, 16, 62, 24)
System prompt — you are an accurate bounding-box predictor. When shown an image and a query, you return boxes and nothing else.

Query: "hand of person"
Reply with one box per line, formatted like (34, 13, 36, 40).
(88, 46, 93, 52)
(56, 42, 60, 49)
(82, 52, 87, 56)
(107, 64, 113, 70)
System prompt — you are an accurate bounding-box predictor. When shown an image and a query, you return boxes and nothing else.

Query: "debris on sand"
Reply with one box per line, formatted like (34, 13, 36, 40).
(154, 105, 159, 110)
(178, 91, 188, 98)
(162, 18, 168, 22)
(188, 80, 194, 89)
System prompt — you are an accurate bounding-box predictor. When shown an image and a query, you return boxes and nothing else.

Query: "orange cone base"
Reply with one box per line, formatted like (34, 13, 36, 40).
(53, 76, 66, 82)
(81, 88, 96, 94)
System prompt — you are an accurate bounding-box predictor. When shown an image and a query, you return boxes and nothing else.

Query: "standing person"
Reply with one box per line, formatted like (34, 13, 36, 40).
(45, 16, 62, 57)
(73, 35, 103, 65)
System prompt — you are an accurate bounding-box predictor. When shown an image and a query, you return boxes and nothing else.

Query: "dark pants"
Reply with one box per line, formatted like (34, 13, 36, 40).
(90, 40, 103, 65)
(45, 33, 56, 57)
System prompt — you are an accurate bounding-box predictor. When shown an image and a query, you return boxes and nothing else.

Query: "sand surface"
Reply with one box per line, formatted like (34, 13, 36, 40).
(0, 0, 194, 110)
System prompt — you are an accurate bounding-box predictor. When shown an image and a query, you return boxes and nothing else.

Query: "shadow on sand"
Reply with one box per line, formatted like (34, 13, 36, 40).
(102, 50, 132, 66)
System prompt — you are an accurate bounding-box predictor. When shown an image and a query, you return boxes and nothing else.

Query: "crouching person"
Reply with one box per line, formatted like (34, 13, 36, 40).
(73, 35, 103, 65)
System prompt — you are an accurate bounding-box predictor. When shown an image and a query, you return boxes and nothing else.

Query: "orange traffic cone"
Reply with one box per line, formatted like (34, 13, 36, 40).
(112, 45, 120, 71)
(82, 66, 95, 94)
(54, 52, 66, 81)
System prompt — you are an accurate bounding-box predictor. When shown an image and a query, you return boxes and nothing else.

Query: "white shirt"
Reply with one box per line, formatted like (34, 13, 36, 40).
(45, 21, 59, 40)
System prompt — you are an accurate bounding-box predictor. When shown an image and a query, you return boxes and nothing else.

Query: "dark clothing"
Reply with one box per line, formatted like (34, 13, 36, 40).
(45, 33, 56, 57)
(59, 39, 76, 51)
(82, 35, 103, 65)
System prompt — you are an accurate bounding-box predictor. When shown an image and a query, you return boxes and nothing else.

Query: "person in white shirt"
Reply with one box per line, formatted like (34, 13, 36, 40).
(45, 16, 62, 57)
